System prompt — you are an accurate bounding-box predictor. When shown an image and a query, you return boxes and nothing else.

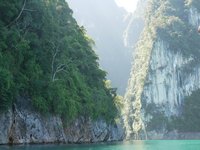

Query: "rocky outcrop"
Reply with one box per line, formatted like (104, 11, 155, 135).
(142, 5, 200, 125)
(65, 118, 124, 143)
(0, 98, 124, 145)
(142, 6, 200, 138)
(123, 0, 200, 139)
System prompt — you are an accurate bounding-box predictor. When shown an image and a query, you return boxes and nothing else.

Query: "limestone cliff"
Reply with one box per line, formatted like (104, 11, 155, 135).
(123, 0, 200, 139)
(0, 98, 124, 144)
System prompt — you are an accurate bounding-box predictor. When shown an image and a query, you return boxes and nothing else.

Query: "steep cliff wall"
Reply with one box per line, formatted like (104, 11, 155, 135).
(143, 3, 200, 138)
(0, 98, 124, 144)
(124, 0, 200, 139)
(143, 39, 199, 116)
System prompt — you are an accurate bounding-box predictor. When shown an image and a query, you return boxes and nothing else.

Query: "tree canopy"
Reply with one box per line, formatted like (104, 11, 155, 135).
(0, 0, 117, 122)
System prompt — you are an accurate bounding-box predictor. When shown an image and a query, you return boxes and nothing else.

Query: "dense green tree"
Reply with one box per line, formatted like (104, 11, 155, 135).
(145, 0, 200, 59)
(0, 0, 117, 122)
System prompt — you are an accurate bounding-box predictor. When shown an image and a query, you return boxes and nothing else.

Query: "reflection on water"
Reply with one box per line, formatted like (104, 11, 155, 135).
(1, 140, 200, 150)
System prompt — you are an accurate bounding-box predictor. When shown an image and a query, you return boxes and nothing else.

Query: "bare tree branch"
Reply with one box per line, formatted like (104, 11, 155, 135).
(52, 65, 66, 82)
(52, 60, 72, 82)
(6, 0, 27, 27)
(50, 41, 73, 82)
(51, 44, 60, 81)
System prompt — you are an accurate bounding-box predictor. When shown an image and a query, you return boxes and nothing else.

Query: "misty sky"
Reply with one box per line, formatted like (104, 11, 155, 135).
(115, 0, 139, 12)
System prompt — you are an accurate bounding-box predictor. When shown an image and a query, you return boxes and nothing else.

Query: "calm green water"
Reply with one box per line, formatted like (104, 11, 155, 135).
(1, 140, 200, 150)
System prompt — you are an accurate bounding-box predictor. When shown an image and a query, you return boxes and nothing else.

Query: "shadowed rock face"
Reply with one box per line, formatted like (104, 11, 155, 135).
(0, 98, 124, 145)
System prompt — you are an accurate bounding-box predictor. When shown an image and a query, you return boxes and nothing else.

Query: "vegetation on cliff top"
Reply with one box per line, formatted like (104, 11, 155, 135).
(146, 0, 200, 59)
(0, 0, 118, 122)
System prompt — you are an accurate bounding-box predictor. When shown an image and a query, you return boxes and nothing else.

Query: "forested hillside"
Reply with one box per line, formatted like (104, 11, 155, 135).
(0, 0, 117, 121)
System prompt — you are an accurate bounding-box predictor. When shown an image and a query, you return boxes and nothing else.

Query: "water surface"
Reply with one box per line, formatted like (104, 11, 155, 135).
(1, 140, 200, 150)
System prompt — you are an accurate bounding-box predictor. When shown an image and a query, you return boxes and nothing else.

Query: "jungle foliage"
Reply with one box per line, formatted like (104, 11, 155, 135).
(0, 0, 117, 121)
(146, 0, 200, 59)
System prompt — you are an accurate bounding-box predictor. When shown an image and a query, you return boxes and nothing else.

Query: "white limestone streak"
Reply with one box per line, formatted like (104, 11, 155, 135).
(189, 8, 200, 27)
(142, 39, 200, 116)
(142, 7, 200, 116)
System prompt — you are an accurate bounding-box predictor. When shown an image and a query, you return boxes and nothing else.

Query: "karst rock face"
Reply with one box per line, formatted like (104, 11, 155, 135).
(123, 0, 200, 139)
(0, 98, 124, 144)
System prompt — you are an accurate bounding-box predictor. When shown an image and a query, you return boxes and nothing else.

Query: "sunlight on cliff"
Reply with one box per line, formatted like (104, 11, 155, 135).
(123, 27, 154, 139)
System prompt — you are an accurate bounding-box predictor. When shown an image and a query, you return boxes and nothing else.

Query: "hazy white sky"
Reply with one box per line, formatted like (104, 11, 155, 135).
(115, 0, 139, 13)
